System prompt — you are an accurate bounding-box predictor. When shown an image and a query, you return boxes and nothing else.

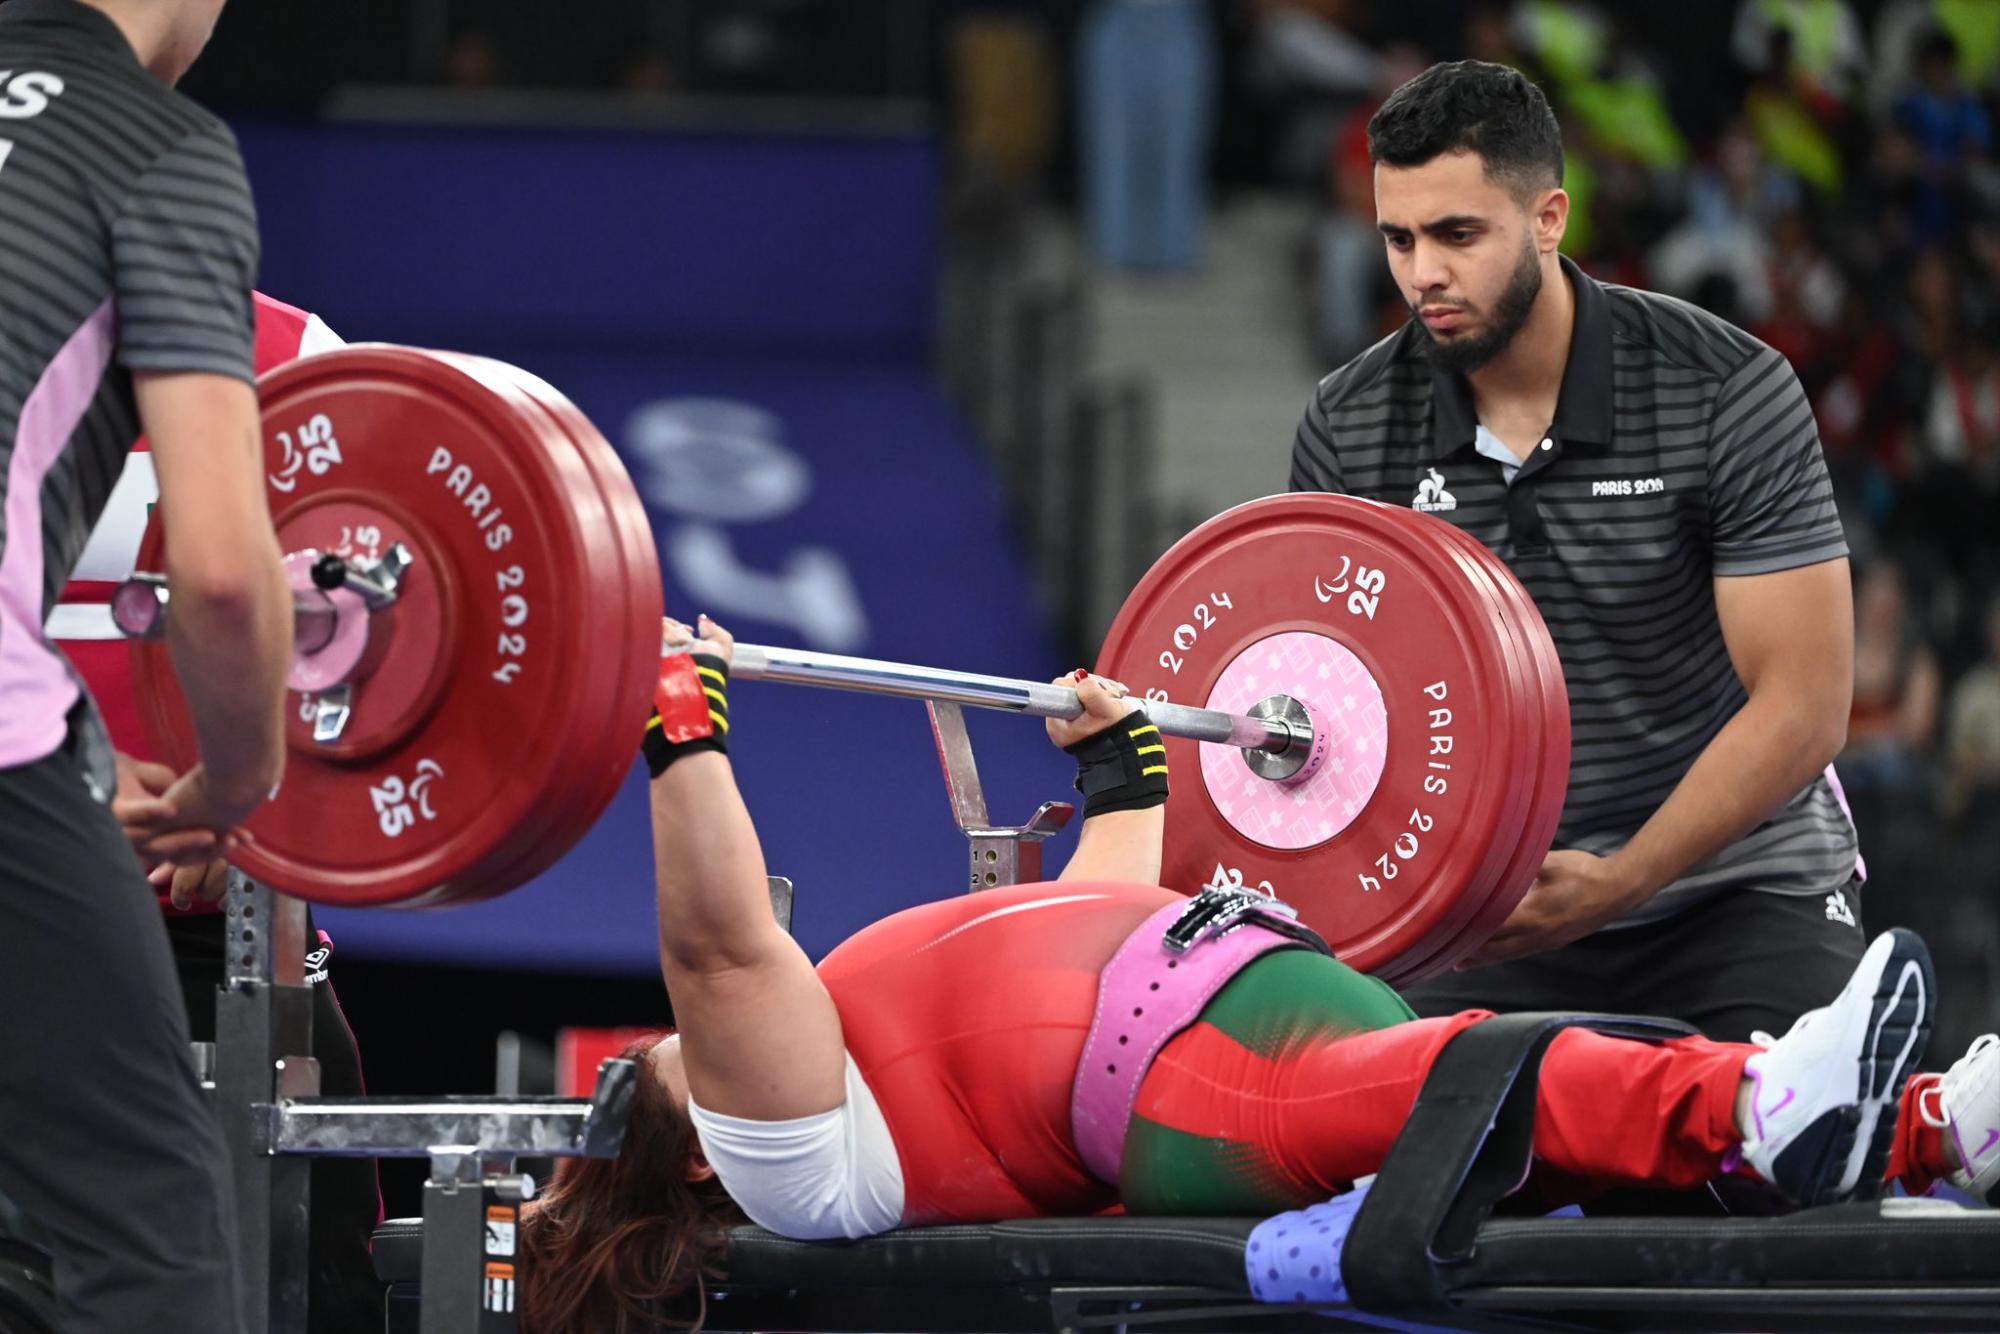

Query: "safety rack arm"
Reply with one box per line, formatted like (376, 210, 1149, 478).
(268, 1062, 636, 1334)
(213, 874, 639, 1334)
(732, 643, 1297, 754)
(261, 1063, 637, 1159)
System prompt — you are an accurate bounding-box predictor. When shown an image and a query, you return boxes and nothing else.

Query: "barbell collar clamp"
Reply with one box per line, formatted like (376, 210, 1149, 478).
(111, 572, 340, 647)
(309, 542, 412, 611)
(1240, 695, 1318, 783)
(312, 685, 353, 746)
(109, 564, 396, 652)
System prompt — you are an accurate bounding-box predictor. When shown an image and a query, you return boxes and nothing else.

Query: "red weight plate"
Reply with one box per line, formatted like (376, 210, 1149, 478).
(1400, 521, 1570, 978)
(1097, 494, 1532, 979)
(1380, 522, 1557, 982)
(1451, 530, 1570, 947)
(1371, 524, 1536, 981)
(1429, 520, 1569, 885)
(402, 352, 657, 898)
(1365, 519, 1544, 986)
(343, 349, 640, 907)
(1395, 521, 1545, 980)
(442, 354, 664, 893)
(427, 359, 640, 893)
(130, 346, 645, 906)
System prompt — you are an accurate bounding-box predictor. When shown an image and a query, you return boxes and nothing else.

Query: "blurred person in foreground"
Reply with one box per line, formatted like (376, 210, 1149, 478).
(1289, 60, 1865, 1044)
(0, 0, 292, 1329)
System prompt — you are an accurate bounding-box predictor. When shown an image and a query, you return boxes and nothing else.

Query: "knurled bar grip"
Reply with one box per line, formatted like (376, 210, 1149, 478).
(729, 644, 1298, 755)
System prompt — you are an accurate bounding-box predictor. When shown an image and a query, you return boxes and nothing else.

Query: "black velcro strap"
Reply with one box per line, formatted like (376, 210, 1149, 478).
(644, 651, 730, 777)
(1342, 1011, 1696, 1319)
(1065, 710, 1169, 818)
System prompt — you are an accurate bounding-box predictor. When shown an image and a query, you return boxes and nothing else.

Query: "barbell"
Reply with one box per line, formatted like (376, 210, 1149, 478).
(119, 346, 1568, 984)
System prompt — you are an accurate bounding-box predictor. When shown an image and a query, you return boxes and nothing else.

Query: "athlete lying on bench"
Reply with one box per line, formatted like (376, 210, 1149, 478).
(517, 616, 2000, 1334)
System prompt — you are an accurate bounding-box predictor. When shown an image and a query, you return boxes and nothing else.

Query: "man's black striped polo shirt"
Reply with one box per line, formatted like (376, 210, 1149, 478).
(1289, 255, 1859, 926)
(0, 0, 258, 769)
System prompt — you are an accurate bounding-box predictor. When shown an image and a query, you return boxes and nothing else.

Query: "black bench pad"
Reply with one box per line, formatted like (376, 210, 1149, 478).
(374, 1203, 2000, 1332)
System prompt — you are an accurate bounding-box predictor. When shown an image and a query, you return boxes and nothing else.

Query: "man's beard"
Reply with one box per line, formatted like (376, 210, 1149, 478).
(1415, 241, 1544, 376)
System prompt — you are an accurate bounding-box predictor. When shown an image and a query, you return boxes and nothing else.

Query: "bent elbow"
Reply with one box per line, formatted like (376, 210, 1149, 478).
(658, 915, 785, 979)
(1794, 700, 1848, 777)
(658, 926, 753, 977)
(658, 930, 712, 976)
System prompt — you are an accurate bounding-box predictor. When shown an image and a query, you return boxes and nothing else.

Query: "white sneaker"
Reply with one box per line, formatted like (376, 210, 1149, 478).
(1737, 929, 1935, 1206)
(1919, 1033, 2000, 1203)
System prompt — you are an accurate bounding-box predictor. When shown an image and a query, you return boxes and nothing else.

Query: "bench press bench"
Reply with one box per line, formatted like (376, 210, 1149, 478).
(366, 1014, 2000, 1333)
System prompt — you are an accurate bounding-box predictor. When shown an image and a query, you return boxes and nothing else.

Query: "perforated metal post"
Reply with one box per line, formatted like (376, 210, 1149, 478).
(419, 1152, 534, 1333)
(214, 872, 316, 1334)
(927, 701, 1074, 889)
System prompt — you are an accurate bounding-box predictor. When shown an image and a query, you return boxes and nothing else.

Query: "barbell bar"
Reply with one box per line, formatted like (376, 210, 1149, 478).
(113, 574, 1319, 767)
(728, 643, 1308, 758)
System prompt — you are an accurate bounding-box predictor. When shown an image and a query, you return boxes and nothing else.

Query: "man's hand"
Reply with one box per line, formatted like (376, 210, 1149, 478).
(662, 614, 734, 666)
(150, 858, 232, 911)
(114, 752, 239, 897)
(1045, 671, 1141, 750)
(1459, 849, 1644, 968)
(114, 762, 254, 868)
(114, 751, 176, 809)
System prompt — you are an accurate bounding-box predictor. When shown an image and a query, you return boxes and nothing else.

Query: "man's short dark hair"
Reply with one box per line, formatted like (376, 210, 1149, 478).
(1367, 60, 1564, 199)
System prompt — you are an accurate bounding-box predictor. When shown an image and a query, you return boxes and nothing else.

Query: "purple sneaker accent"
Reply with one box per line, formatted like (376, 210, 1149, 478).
(1756, 1087, 1797, 1136)
(1923, 1035, 2000, 1198)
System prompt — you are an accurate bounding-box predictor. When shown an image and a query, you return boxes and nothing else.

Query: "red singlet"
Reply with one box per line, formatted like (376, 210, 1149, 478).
(817, 880, 1178, 1224)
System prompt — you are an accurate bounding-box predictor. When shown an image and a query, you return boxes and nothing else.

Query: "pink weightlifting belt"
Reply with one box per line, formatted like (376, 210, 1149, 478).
(1071, 887, 1330, 1185)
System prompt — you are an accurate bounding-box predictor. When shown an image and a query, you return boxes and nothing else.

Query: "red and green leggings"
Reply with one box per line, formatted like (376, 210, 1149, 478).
(1119, 949, 1956, 1214)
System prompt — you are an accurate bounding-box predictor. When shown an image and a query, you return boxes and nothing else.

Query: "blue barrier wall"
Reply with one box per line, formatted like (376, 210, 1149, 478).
(238, 118, 938, 355)
(233, 118, 1078, 972)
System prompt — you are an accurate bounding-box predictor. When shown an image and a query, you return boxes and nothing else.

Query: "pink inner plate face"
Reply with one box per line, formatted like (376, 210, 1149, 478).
(1198, 631, 1388, 850)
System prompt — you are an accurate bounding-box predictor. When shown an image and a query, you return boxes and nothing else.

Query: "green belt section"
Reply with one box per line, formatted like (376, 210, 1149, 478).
(1119, 949, 1414, 1215)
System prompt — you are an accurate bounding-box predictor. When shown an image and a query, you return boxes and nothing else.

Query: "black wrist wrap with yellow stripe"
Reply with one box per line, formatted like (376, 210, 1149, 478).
(644, 651, 730, 778)
(1064, 709, 1170, 818)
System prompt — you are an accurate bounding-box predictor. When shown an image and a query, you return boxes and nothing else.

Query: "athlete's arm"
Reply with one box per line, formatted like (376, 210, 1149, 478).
(1049, 674, 1166, 885)
(140, 371, 292, 823)
(1605, 558, 1854, 898)
(1061, 808, 1165, 885)
(650, 621, 846, 1122)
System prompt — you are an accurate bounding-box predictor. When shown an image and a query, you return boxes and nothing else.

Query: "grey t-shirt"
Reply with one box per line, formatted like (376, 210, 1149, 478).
(1290, 256, 1860, 925)
(0, 0, 258, 769)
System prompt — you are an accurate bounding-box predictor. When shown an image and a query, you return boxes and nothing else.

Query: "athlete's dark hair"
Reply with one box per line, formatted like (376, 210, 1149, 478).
(1367, 60, 1564, 200)
(517, 1035, 745, 1333)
